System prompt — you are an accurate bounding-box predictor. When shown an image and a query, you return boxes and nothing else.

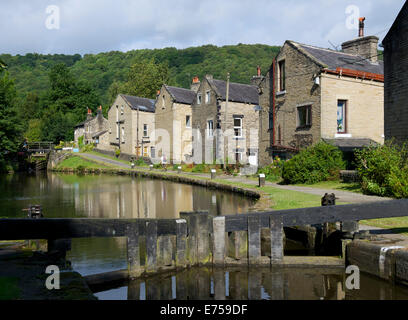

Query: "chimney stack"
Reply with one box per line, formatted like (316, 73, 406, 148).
(359, 17, 365, 37)
(97, 105, 102, 115)
(251, 66, 263, 86)
(190, 76, 200, 92)
(87, 108, 92, 120)
(341, 17, 379, 63)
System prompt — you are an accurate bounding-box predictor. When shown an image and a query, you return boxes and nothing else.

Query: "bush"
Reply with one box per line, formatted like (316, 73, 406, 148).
(355, 141, 408, 198)
(134, 158, 148, 166)
(281, 142, 346, 184)
(258, 157, 284, 181)
(115, 149, 121, 158)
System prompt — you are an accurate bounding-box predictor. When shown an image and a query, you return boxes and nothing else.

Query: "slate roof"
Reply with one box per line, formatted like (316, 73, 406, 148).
(165, 85, 196, 105)
(290, 41, 384, 75)
(323, 138, 378, 152)
(121, 94, 156, 113)
(208, 78, 259, 105)
(92, 130, 108, 139)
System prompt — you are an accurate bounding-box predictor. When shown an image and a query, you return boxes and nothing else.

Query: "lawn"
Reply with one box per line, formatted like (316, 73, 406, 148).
(85, 151, 135, 166)
(57, 156, 110, 170)
(360, 217, 408, 235)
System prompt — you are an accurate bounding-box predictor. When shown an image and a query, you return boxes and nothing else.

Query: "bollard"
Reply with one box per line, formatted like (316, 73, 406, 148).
(211, 169, 217, 179)
(149, 164, 153, 171)
(258, 173, 265, 187)
(131, 162, 135, 169)
(178, 166, 182, 174)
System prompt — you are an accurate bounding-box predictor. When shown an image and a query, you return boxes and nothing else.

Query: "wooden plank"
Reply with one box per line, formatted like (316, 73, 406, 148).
(0, 218, 177, 240)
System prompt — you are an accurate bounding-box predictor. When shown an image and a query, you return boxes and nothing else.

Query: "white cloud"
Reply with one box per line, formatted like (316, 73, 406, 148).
(0, 0, 404, 54)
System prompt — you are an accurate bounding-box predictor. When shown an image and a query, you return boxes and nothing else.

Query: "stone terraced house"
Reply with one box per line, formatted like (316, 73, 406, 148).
(107, 94, 156, 158)
(382, 1, 408, 144)
(258, 21, 384, 167)
(155, 82, 196, 164)
(74, 106, 109, 149)
(191, 74, 260, 166)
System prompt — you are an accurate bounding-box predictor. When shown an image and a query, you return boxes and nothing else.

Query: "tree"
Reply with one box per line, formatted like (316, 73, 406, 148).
(25, 119, 42, 142)
(0, 72, 22, 156)
(121, 58, 169, 99)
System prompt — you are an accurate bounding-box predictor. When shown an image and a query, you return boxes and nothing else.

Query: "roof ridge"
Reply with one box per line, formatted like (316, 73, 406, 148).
(212, 78, 257, 88)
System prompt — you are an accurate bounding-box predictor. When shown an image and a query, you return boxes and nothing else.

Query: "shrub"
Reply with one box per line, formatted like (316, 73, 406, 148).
(281, 142, 346, 184)
(258, 157, 284, 182)
(355, 141, 408, 198)
(78, 136, 84, 149)
(115, 149, 121, 158)
(134, 158, 148, 166)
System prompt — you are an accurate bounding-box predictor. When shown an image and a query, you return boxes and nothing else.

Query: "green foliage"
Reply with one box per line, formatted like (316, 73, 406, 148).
(78, 136, 84, 149)
(1, 44, 280, 107)
(118, 58, 169, 99)
(115, 149, 121, 158)
(355, 142, 408, 198)
(281, 142, 346, 184)
(25, 119, 42, 142)
(258, 157, 284, 182)
(0, 71, 23, 160)
(81, 143, 95, 153)
(134, 158, 148, 166)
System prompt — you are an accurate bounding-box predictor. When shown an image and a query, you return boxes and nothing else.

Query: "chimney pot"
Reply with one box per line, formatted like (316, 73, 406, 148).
(359, 17, 366, 37)
(192, 76, 200, 83)
(257, 66, 261, 77)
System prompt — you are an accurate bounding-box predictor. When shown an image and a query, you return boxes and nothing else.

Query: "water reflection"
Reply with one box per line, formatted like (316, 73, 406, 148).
(94, 267, 408, 300)
(0, 172, 257, 219)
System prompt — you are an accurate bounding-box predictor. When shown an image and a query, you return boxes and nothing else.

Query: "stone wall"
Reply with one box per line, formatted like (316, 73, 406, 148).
(320, 73, 384, 144)
(192, 77, 260, 165)
(383, 3, 408, 144)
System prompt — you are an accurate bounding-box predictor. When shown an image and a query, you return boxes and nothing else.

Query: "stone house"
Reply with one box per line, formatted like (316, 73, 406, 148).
(74, 106, 109, 149)
(259, 20, 384, 166)
(155, 82, 196, 164)
(191, 75, 260, 165)
(107, 94, 156, 158)
(382, 2, 408, 144)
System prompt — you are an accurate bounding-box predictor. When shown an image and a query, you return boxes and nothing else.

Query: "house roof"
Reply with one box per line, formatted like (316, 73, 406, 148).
(92, 130, 108, 139)
(165, 85, 196, 105)
(323, 138, 378, 152)
(207, 78, 259, 105)
(289, 41, 384, 75)
(121, 94, 156, 113)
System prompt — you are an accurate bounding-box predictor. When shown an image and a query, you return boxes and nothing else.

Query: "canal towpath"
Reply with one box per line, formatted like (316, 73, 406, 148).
(79, 152, 391, 205)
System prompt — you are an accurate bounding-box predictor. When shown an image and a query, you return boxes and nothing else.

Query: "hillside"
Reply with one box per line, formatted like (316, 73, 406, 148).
(0, 44, 281, 107)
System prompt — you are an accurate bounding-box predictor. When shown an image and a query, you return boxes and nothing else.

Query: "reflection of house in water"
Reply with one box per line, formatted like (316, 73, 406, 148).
(51, 174, 254, 219)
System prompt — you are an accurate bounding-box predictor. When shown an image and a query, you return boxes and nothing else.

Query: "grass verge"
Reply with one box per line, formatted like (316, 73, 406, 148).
(57, 156, 110, 170)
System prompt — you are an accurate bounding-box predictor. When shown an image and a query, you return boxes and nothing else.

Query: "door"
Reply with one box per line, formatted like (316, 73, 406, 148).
(248, 149, 258, 166)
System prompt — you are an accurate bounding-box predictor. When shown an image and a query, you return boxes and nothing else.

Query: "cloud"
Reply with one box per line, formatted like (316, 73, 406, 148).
(0, 0, 404, 54)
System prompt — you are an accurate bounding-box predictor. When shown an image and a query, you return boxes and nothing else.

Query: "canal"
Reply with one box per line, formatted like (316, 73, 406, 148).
(1, 172, 408, 300)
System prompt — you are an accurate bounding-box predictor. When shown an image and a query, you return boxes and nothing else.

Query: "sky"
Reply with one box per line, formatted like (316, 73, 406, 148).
(0, 0, 405, 55)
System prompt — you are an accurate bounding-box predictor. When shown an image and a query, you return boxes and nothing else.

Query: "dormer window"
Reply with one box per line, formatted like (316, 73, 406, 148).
(205, 91, 211, 104)
(197, 93, 202, 105)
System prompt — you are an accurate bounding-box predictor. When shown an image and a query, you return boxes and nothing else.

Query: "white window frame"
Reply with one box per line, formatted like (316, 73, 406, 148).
(186, 115, 191, 128)
(337, 100, 347, 133)
(121, 127, 125, 143)
(143, 124, 148, 137)
(296, 105, 312, 129)
(162, 95, 165, 109)
(121, 105, 124, 115)
(205, 90, 211, 104)
(207, 120, 214, 137)
(233, 117, 243, 138)
(197, 93, 202, 105)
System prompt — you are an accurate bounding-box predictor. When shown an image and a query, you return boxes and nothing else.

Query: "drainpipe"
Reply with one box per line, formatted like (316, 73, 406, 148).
(272, 59, 276, 146)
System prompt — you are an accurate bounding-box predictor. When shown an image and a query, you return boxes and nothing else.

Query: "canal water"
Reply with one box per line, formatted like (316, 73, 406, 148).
(1, 173, 408, 300)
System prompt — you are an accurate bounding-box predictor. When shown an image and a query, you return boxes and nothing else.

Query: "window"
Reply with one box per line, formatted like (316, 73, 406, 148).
(233, 117, 242, 137)
(297, 105, 312, 129)
(121, 127, 125, 143)
(143, 124, 148, 137)
(162, 95, 165, 109)
(186, 115, 191, 128)
(197, 93, 202, 105)
(207, 120, 214, 137)
(151, 147, 156, 158)
(121, 106, 124, 115)
(278, 60, 285, 92)
(337, 100, 347, 133)
(205, 91, 211, 104)
(143, 146, 148, 157)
